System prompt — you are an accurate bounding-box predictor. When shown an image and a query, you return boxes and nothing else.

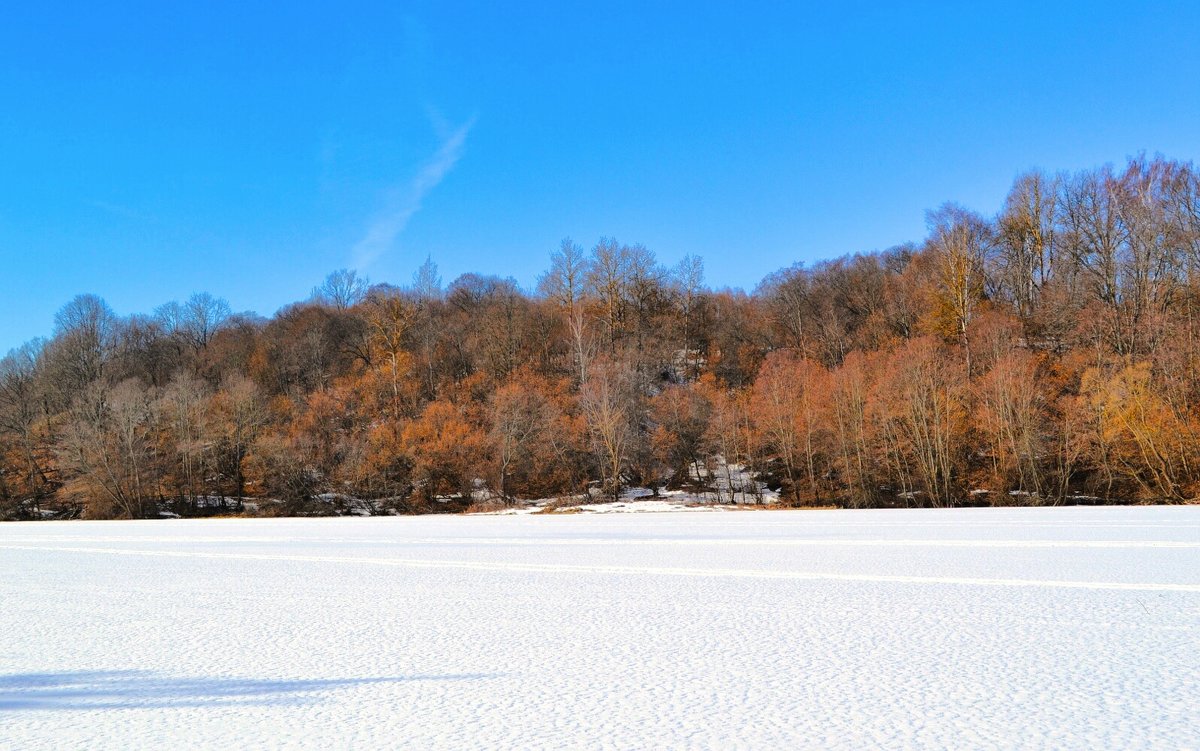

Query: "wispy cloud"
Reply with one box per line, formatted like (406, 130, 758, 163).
(351, 116, 475, 270)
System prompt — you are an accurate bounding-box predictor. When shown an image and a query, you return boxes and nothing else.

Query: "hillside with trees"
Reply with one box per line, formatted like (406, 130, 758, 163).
(3, 155, 1200, 519)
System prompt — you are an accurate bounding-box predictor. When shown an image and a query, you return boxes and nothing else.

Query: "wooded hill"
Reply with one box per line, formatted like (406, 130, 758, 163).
(3, 155, 1200, 519)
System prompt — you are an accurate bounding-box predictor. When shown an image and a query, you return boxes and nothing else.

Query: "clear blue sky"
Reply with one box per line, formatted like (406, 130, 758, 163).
(2, 1, 1198, 352)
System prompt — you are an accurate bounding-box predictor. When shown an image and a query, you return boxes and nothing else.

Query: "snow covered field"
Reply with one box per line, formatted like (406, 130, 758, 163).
(2, 507, 1198, 750)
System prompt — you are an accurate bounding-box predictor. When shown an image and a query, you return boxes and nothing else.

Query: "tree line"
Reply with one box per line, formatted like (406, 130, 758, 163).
(3, 154, 1200, 519)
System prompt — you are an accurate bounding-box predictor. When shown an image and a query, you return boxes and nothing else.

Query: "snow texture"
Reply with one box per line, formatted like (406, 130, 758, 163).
(1, 506, 1198, 749)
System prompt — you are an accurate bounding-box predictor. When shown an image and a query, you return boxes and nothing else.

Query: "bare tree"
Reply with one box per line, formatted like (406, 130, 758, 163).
(671, 254, 705, 381)
(587, 237, 630, 352)
(46, 294, 119, 401)
(313, 269, 370, 311)
(539, 238, 593, 383)
(997, 170, 1059, 321)
(875, 338, 965, 507)
(159, 371, 212, 509)
(182, 293, 231, 351)
(212, 372, 264, 508)
(412, 256, 442, 301)
(0, 341, 52, 514)
(927, 204, 992, 375)
(365, 291, 415, 420)
(580, 360, 639, 499)
(59, 379, 160, 518)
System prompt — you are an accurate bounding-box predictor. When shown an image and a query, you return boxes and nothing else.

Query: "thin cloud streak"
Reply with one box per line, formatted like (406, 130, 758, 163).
(351, 117, 475, 270)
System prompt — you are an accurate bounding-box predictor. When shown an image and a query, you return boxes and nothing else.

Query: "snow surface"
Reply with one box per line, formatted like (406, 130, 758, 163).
(2, 506, 1198, 749)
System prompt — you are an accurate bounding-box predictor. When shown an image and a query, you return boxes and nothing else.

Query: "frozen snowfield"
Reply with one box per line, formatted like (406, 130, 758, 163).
(2, 506, 1198, 750)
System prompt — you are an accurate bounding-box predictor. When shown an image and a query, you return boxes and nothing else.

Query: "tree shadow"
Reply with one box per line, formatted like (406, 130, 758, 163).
(0, 670, 499, 711)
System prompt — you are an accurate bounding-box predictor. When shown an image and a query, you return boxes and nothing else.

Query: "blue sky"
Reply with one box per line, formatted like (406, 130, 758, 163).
(2, 1, 1198, 352)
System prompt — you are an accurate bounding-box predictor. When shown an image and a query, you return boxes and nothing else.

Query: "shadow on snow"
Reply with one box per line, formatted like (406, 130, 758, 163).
(0, 670, 499, 711)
